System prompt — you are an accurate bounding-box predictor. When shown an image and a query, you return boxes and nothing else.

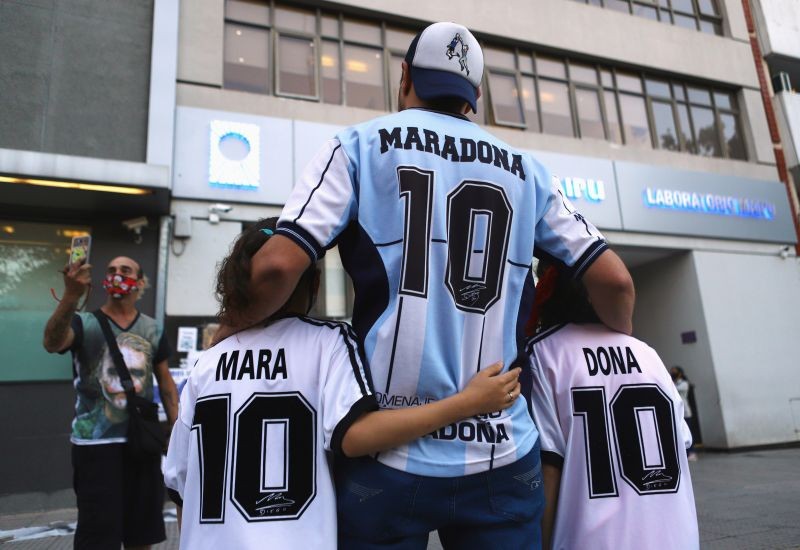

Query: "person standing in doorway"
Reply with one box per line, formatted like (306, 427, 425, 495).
(671, 366, 699, 461)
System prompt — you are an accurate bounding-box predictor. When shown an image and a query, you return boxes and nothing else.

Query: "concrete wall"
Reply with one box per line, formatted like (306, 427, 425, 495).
(631, 252, 728, 447)
(0, 0, 153, 162)
(693, 250, 800, 447)
(752, 0, 800, 60)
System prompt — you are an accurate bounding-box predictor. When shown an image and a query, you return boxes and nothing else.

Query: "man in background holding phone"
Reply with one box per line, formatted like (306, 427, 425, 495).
(43, 254, 178, 549)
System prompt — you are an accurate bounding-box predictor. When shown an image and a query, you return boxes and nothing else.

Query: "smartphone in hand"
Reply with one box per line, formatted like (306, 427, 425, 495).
(69, 235, 91, 267)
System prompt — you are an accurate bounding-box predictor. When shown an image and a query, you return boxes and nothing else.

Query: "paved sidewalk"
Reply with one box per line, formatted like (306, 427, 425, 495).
(1, 447, 798, 548)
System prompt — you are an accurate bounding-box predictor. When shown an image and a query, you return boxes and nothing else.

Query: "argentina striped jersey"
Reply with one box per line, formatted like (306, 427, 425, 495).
(277, 108, 608, 476)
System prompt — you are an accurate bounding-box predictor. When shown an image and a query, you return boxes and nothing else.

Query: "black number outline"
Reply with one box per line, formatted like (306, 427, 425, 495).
(445, 181, 512, 313)
(192, 394, 231, 524)
(230, 392, 317, 522)
(397, 166, 433, 298)
(610, 384, 681, 495)
(571, 387, 619, 499)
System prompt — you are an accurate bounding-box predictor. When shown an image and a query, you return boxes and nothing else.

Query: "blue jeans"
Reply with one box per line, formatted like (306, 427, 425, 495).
(335, 442, 544, 550)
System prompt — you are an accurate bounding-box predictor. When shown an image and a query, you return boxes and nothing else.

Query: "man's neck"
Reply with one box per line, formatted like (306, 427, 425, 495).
(101, 299, 138, 325)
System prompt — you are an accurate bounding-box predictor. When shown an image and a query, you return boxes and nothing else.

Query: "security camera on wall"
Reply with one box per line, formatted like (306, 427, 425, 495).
(208, 203, 233, 224)
(122, 216, 148, 233)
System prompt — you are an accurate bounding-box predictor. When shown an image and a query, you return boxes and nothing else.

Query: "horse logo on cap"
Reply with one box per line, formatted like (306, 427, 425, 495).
(445, 33, 470, 75)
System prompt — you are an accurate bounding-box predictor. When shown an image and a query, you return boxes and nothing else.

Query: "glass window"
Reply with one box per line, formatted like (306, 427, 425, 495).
(600, 69, 614, 88)
(652, 100, 679, 150)
(488, 72, 524, 125)
(619, 93, 651, 147)
(607, 0, 631, 13)
(687, 86, 712, 105)
(632, 4, 658, 20)
(321, 13, 339, 37)
(645, 78, 671, 98)
(570, 62, 597, 85)
(539, 79, 573, 136)
(226, 0, 270, 26)
(672, 83, 686, 101)
(697, 0, 719, 15)
(520, 77, 541, 132)
(388, 52, 404, 111)
(671, 0, 695, 12)
(698, 19, 722, 34)
(691, 106, 719, 156)
(386, 27, 415, 51)
(274, 4, 315, 33)
(0, 221, 91, 382)
(344, 45, 385, 110)
(343, 17, 381, 43)
(720, 113, 746, 159)
(674, 13, 698, 30)
(604, 91, 623, 143)
(616, 71, 643, 93)
(536, 56, 566, 80)
(277, 35, 317, 97)
(713, 91, 732, 110)
(518, 54, 534, 74)
(224, 24, 270, 94)
(676, 103, 696, 152)
(659, 8, 673, 22)
(575, 88, 605, 139)
(484, 47, 516, 71)
(321, 40, 341, 104)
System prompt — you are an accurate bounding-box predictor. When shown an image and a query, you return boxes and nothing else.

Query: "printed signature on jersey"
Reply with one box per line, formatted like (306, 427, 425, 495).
(459, 283, 486, 305)
(256, 492, 296, 515)
(641, 469, 673, 489)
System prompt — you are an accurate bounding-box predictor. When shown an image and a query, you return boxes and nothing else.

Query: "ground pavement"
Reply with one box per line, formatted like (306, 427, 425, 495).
(1, 447, 798, 549)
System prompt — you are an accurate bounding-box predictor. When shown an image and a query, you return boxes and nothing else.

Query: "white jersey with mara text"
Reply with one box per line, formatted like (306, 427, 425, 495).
(163, 316, 376, 550)
(277, 108, 608, 476)
(527, 323, 699, 550)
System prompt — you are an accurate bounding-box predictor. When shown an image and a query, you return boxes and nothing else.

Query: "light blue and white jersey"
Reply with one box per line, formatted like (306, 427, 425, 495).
(278, 108, 607, 476)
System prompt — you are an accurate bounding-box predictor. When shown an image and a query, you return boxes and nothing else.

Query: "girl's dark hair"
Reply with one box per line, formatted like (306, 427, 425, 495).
(535, 258, 600, 329)
(216, 217, 278, 326)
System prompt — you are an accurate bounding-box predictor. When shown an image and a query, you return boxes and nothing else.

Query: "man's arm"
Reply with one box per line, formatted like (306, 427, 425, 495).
(154, 359, 179, 427)
(582, 249, 634, 335)
(43, 263, 91, 353)
(541, 462, 562, 550)
(213, 236, 311, 343)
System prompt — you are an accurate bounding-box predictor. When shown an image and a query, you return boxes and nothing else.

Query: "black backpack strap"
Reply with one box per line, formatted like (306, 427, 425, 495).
(92, 310, 137, 407)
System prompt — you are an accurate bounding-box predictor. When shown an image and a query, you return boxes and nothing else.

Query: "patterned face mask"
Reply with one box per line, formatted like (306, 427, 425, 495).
(103, 274, 139, 298)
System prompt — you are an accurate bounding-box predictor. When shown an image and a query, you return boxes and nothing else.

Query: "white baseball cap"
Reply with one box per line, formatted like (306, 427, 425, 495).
(404, 22, 484, 113)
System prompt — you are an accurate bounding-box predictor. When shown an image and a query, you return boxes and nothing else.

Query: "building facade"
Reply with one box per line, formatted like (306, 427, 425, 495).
(1, 0, 799, 509)
(0, 0, 177, 510)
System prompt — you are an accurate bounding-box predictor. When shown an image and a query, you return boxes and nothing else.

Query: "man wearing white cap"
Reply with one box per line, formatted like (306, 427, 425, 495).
(217, 21, 634, 549)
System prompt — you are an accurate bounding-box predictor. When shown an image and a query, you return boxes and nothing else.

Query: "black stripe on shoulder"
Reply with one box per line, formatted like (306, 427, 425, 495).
(275, 222, 325, 263)
(541, 450, 564, 470)
(296, 316, 372, 396)
(293, 142, 342, 224)
(571, 238, 609, 280)
(331, 394, 380, 457)
(525, 323, 568, 354)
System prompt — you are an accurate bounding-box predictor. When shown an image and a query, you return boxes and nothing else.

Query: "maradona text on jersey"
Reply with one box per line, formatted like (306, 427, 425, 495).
(379, 127, 526, 181)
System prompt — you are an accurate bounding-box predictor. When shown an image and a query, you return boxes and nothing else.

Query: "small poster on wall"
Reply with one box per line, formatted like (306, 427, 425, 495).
(177, 326, 198, 353)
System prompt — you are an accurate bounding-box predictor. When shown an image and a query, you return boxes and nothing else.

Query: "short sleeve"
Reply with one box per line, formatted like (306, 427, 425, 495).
(277, 138, 357, 263)
(320, 324, 378, 456)
(154, 331, 172, 364)
(533, 168, 608, 279)
(527, 347, 567, 464)
(58, 314, 84, 354)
